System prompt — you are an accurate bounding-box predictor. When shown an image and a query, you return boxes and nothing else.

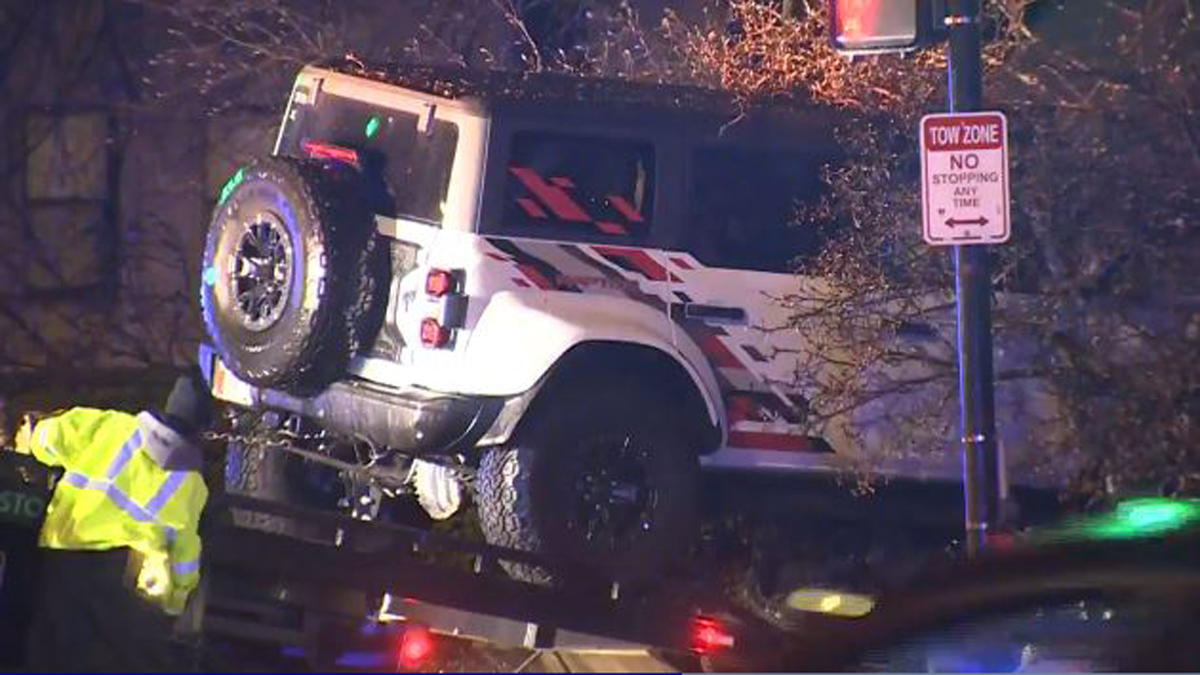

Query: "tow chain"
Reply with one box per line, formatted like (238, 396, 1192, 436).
(202, 423, 477, 491)
(202, 428, 405, 487)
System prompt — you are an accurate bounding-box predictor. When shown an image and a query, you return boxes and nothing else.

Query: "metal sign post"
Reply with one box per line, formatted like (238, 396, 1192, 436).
(827, 0, 1005, 558)
(944, 0, 1001, 557)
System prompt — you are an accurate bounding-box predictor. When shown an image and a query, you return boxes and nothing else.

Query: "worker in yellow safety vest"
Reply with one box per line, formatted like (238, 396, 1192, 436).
(13, 373, 213, 672)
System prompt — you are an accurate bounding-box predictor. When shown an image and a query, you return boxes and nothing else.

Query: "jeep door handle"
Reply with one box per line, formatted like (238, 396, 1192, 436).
(684, 303, 748, 325)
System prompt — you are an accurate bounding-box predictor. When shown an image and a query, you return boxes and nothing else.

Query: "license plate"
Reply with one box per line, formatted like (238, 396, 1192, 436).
(212, 361, 255, 407)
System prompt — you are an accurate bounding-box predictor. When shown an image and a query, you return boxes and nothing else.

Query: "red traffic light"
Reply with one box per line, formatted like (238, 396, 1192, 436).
(829, 0, 926, 53)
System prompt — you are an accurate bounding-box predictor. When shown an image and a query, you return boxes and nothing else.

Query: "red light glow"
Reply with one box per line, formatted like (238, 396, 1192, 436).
(301, 139, 361, 168)
(837, 0, 880, 40)
(690, 616, 735, 656)
(425, 269, 455, 297)
(420, 318, 450, 348)
(399, 624, 434, 669)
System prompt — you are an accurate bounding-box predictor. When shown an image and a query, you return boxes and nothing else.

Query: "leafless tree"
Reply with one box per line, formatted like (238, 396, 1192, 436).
(666, 0, 1199, 497)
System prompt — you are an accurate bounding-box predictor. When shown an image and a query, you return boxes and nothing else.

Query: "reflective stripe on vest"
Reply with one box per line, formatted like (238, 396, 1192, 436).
(38, 424, 61, 460)
(173, 559, 201, 575)
(62, 472, 157, 523)
(144, 472, 187, 515)
(61, 452, 187, 529)
(103, 430, 143, 480)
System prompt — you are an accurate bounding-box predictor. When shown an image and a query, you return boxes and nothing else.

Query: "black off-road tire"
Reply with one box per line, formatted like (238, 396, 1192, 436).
(476, 380, 701, 584)
(222, 414, 333, 542)
(223, 422, 304, 538)
(201, 155, 387, 395)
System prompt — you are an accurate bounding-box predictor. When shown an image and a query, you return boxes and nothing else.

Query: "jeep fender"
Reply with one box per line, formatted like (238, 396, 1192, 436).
(450, 290, 725, 432)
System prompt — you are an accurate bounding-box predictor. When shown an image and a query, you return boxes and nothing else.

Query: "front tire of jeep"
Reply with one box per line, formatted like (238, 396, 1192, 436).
(200, 155, 386, 395)
(476, 380, 700, 584)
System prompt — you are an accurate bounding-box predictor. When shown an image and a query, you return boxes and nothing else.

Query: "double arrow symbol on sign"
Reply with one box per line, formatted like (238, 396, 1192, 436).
(945, 216, 989, 228)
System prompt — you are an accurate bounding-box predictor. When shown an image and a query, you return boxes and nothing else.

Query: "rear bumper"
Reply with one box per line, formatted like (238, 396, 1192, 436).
(199, 345, 504, 455)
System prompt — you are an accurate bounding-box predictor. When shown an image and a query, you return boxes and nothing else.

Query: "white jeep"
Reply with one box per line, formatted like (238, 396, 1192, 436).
(200, 61, 1064, 583)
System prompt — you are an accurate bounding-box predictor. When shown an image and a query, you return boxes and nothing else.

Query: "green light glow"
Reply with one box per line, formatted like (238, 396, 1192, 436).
(219, 168, 245, 205)
(1035, 498, 1200, 544)
(1089, 498, 1200, 538)
(365, 116, 382, 139)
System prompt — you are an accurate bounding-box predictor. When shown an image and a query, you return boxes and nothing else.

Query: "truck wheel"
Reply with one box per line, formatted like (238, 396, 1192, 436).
(201, 156, 386, 395)
(476, 380, 700, 584)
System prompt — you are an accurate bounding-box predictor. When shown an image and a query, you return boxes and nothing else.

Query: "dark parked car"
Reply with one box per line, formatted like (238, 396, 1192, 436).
(760, 498, 1200, 672)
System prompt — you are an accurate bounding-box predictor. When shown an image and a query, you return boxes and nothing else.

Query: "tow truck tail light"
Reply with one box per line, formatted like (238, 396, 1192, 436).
(690, 616, 735, 656)
(420, 318, 450, 348)
(398, 624, 434, 671)
(425, 268, 456, 297)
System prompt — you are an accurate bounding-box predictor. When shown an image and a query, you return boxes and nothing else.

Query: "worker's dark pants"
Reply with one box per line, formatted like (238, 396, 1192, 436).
(0, 525, 40, 669)
(25, 548, 185, 672)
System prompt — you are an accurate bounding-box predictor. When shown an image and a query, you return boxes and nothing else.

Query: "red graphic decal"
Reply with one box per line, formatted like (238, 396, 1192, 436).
(670, 256, 694, 270)
(607, 195, 645, 223)
(727, 395, 758, 423)
(550, 176, 576, 188)
(741, 345, 769, 363)
(510, 167, 592, 222)
(512, 277, 531, 288)
(593, 246, 671, 282)
(486, 252, 510, 261)
(595, 221, 629, 236)
(516, 263, 554, 290)
(669, 272, 683, 282)
(697, 333, 743, 370)
(516, 197, 549, 219)
(728, 431, 814, 453)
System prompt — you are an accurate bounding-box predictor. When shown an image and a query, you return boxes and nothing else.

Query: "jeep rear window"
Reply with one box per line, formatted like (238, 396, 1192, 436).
(500, 132, 654, 240)
(278, 92, 457, 224)
(684, 146, 827, 273)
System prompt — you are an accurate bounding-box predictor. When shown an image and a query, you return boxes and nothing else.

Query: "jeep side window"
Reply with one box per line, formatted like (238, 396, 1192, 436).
(684, 146, 826, 273)
(500, 132, 654, 241)
(278, 93, 458, 224)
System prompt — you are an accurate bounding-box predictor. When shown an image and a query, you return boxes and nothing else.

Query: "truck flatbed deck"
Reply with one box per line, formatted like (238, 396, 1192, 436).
(199, 492, 779, 671)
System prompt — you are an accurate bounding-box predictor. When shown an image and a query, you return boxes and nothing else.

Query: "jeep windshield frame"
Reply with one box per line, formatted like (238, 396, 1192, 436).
(277, 90, 458, 226)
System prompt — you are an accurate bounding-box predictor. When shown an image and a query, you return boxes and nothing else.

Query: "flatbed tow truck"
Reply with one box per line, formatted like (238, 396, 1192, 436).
(195, 491, 784, 673)
(3, 447, 1060, 672)
(1, 450, 765, 673)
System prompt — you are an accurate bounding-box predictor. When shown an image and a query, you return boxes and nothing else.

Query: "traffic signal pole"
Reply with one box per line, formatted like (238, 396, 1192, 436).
(946, 0, 1001, 556)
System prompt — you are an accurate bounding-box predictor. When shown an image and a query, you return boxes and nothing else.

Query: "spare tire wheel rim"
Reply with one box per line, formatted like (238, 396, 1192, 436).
(570, 434, 659, 552)
(232, 212, 293, 331)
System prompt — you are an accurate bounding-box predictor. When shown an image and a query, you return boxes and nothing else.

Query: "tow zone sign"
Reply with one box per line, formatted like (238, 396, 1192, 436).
(920, 112, 1010, 246)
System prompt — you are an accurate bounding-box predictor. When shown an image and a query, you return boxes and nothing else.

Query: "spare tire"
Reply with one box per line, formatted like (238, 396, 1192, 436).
(201, 156, 386, 394)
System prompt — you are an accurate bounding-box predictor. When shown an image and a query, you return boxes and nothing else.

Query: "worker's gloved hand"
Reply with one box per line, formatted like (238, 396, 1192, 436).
(137, 551, 173, 603)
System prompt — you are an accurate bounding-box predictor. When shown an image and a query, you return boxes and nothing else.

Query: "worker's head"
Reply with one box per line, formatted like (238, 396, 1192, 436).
(12, 410, 52, 454)
(162, 371, 214, 438)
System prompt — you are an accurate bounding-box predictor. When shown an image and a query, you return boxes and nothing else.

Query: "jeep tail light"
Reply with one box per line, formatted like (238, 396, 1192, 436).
(690, 616, 735, 656)
(420, 318, 450, 348)
(425, 268, 455, 297)
(397, 624, 434, 671)
(301, 139, 360, 168)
